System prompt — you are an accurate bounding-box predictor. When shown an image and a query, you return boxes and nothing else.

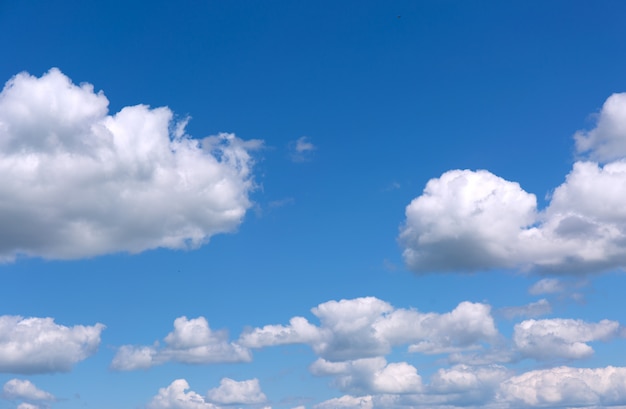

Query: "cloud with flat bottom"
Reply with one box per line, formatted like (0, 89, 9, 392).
(400, 92, 626, 274)
(0, 68, 261, 262)
(0, 316, 104, 374)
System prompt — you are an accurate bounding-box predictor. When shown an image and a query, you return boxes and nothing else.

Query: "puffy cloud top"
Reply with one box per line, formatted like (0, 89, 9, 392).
(206, 378, 267, 405)
(0, 68, 260, 261)
(111, 316, 250, 371)
(0, 315, 104, 374)
(575, 93, 626, 162)
(239, 297, 497, 362)
(400, 92, 626, 274)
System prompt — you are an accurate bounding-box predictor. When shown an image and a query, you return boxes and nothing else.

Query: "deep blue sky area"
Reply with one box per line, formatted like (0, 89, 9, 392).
(2, 2, 626, 409)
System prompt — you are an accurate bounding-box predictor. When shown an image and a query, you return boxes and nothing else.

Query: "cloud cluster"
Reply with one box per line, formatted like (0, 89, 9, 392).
(0, 68, 261, 261)
(239, 297, 498, 361)
(111, 316, 250, 370)
(148, 378, 267, 409)
(400, 92, 626, 274)
(0, 315, 104, 374)
(312, 365, 626, 409)
(129, 296, 626, 409)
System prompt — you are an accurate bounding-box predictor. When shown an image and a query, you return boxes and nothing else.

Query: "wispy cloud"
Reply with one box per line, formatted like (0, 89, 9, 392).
(289, 136, 316, 162)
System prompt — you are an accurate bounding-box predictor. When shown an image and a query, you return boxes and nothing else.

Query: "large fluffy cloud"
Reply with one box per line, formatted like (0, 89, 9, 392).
(400, 92, 626, 274)
(239, 297, 498, 361)
(111, 316, 250, 370)
(0, 68, 260, 261)
(0, 315, 104, 374)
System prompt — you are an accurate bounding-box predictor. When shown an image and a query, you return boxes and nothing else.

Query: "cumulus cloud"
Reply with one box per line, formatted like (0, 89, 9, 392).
(206, 378, 266, 405)
(0, 315, 104, 374)
(429, 364, 509, 400)
(513, 318, 621, 361)
(313, 395, 373, 409)
(148, 378, 268, 409)
(239, 297, 498, 362)
(499, 366, 626, 407)
(2, 379, 55, 401)
(289, 136, 316, 162)
(0, 68, 260, 261)
(111, 316, 250, 370)
(310, 357, 422, 395)
(147, 379, 218, 409)
(575, 93, 626, 162)
(400, 92, 626, 275)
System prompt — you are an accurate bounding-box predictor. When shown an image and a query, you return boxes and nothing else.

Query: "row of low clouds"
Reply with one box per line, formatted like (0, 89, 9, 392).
(0, 294, 622, 373)
(2, 294, 622, 407)
(7, 364, 626, 409)
(400, 92, 626, 275)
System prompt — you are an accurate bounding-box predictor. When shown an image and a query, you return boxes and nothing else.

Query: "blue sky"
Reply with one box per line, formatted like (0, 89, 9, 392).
(2, 1, 626, 408)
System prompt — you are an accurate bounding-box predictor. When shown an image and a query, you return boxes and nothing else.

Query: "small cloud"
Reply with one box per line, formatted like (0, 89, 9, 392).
(529, 278, 564, 295)
(289, 136, 316, 162)
(381, 182, 401, 192)
(499, 299, 552, 320)
(268, 198, 295, 208)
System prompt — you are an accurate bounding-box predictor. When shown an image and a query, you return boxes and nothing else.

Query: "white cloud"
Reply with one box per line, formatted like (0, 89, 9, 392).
(206, 378, 266, 405)
(147, 379, 218, 409)
(0, 316, 104, 374)
(499, 299, 552, 320)
(111, 316, 250, 370)
(240, 297, 392, 361)
(499, 366, 626, 407)
(313, 395, 373, 409)
(17, 404, 41, 409)
(238, 316, 322, 349)
(401, 302, 498, 354)
(2, 379, 55, 401)
(310, 357, 422, 395)
(0, 68, 261, 261)
(240, 298, 498, 362)
(513, 318, 621, 360)
(289, 136, 316, 162)
(400, 93, 626, 275)
(528, 279, 564, 295)
(575, 92, 626, 162)
(399, 169, 537, 272)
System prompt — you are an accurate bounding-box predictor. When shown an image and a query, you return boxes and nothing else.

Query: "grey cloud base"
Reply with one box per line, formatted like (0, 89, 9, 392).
(0, 68, 260, 261)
